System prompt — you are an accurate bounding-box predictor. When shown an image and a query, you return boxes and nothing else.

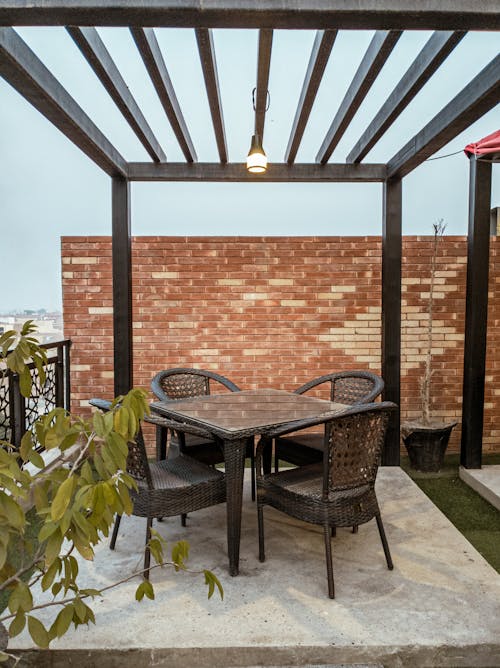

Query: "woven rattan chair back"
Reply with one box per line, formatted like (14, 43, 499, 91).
(325, 403, 392, 493)
(127, 427, 154, 489)
(88, 398, 153, 488)
(295, 370, 384, 405)
(151, 368, 240, 402)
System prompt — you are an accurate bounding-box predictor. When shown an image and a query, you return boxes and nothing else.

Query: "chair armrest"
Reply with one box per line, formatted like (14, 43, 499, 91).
(90, 399, 210, 439)
(89, 398, 113, 412)
(144, 414, 210, 439)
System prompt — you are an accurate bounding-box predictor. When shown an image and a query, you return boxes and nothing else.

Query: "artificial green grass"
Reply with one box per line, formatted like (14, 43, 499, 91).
(402, 453, 500, 572)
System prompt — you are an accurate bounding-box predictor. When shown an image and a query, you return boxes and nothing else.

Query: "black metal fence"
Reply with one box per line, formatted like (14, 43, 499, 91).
(0, 340, 71, 451)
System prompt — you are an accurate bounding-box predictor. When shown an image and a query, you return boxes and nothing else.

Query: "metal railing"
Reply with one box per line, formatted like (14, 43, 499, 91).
(0, 339, 71, 451)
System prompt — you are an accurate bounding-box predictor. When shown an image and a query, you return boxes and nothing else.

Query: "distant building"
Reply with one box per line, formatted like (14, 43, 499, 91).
(0, 311, 64, 344)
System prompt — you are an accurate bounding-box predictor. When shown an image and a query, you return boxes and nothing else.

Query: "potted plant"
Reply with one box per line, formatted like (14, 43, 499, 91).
(401, 220, 457, 472)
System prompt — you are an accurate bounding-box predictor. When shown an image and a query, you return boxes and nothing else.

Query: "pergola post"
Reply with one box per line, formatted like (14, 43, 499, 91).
(460, 157, 492, 469)
(112, 175, 133, 396)
(382, 176, 402, 465)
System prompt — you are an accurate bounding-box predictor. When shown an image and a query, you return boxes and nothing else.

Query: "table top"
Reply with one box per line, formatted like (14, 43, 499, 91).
(150, 388, 347, 439)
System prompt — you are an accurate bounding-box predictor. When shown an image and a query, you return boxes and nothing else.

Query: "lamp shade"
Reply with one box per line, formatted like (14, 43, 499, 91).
(246, 134, 267, 173)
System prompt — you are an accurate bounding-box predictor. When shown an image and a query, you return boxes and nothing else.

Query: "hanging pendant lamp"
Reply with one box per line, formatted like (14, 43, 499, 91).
(246, 133, 267, 174)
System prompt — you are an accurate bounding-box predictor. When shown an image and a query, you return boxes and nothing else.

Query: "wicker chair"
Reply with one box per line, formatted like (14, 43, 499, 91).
(274, 371, 384, 471)
(256, 401, 396, 598)
(89, 399, 226, 579)
(151, 368, 257, 500)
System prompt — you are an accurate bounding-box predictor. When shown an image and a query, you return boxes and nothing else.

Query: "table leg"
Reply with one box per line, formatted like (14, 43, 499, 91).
(156, 425, 168, 460)
(223, 437, 247, 576)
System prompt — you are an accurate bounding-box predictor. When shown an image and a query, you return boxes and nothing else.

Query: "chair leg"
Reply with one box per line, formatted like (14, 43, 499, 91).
(110, 514, 121, 550)
(257, 503, 265, 562)
(144, 517, 153, 580)
(274, 457, 279, 473)
(181, 513, 187, 527)
(262, 439, 272, 474)
(331, 526, 336, 538)
(352, 524, 358, 534)
(251, 452, 256, 502)
(323, 523, 335, 599)
(375, 513, 393, 570)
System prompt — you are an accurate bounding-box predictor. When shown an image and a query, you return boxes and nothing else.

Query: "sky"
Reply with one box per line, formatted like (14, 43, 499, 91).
(0, 27, 499, 313)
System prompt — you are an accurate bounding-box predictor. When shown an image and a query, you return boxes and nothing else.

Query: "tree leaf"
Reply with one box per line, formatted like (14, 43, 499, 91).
(27, 615, 50, 649)
(203, 570, 224, 600)
(19, 431, 33, 462)
(33, 481, 49, 512)
(0, 493, 25, 530)
(54, 605, 74, 638)
(135, 582, 146, 601)
(8, 582, 33, 614)
(41, 558, 60, 592)
(80, 461, 94, 485)
(19, 367, 33, 399)
(135, 579, 154, 601)
(45, 530, 63, 566)
(171, 540, 189, 571)
(51, 476, 75, 521)
(0, 542, 6, 571)
(28, 448, 45, 469)
(9, 610, 26, 638)
(74, 541, 94, 561)
(38, 521, 58, 543)
(73, 598, 86, 622)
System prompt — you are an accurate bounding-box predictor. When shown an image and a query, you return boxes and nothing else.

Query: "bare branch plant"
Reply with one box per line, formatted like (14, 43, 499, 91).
(420, 219, 446, 426)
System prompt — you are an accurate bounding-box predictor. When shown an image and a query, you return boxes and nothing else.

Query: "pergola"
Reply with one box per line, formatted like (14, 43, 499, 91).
(1, 1, 499, 467)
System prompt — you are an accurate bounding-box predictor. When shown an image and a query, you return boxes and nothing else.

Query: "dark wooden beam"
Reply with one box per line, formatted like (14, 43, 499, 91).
(285, 30, 337, 165)
(67, 26, 166, 163)
(1, 2, 499, 30)
(131, 27, 196, 163)
(0, 27, 127, 176)
(316, 30, 402, 164)
(347, 31, 465, 164)
(381, 177, 402, 466)
(195, 28, 227, 163)
(127, 161, 387, 182)
(461, 158, 492, 469)
(112, 176, 133, 397)
(387, 54, 500, 179)
(254, 29, 273, 141)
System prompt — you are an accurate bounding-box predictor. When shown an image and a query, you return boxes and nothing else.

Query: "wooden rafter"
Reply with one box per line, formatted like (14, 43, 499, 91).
(0, 26, 127, 176)
(195, 27, 227, 163)
(285, 30, 337, 165)
(131, 27, 197, 163)
(254, 29, 273, 140)
(387, 53, 500, 179)
(126, 161, 387, 182)
(316, 30, 402, 164)
(347, 30, 466, 163)
(0, 1, 498, 30)
(67, 26, 166, 163)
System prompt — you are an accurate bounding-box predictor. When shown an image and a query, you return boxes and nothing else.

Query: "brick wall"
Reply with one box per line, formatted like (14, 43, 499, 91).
(61, 235, 500, 454)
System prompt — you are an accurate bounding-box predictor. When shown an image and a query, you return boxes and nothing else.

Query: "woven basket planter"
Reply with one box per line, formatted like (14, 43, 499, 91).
(402, 421, 457, 472)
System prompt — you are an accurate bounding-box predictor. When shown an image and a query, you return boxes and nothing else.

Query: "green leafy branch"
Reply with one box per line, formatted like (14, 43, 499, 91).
(0, 323, 223, 652)
(0, 539, 222, 650)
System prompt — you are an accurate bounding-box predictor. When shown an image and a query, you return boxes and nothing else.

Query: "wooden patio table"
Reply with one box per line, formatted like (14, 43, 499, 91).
(150, 388, 348, 576)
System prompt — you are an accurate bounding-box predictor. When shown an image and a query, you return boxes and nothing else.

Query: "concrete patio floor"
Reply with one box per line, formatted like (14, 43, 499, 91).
(11, 467, 500, 667)
(460, 464, 500, 512)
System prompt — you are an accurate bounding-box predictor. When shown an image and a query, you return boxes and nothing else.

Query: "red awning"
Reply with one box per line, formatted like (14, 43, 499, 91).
(464, 129, 500, 161)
